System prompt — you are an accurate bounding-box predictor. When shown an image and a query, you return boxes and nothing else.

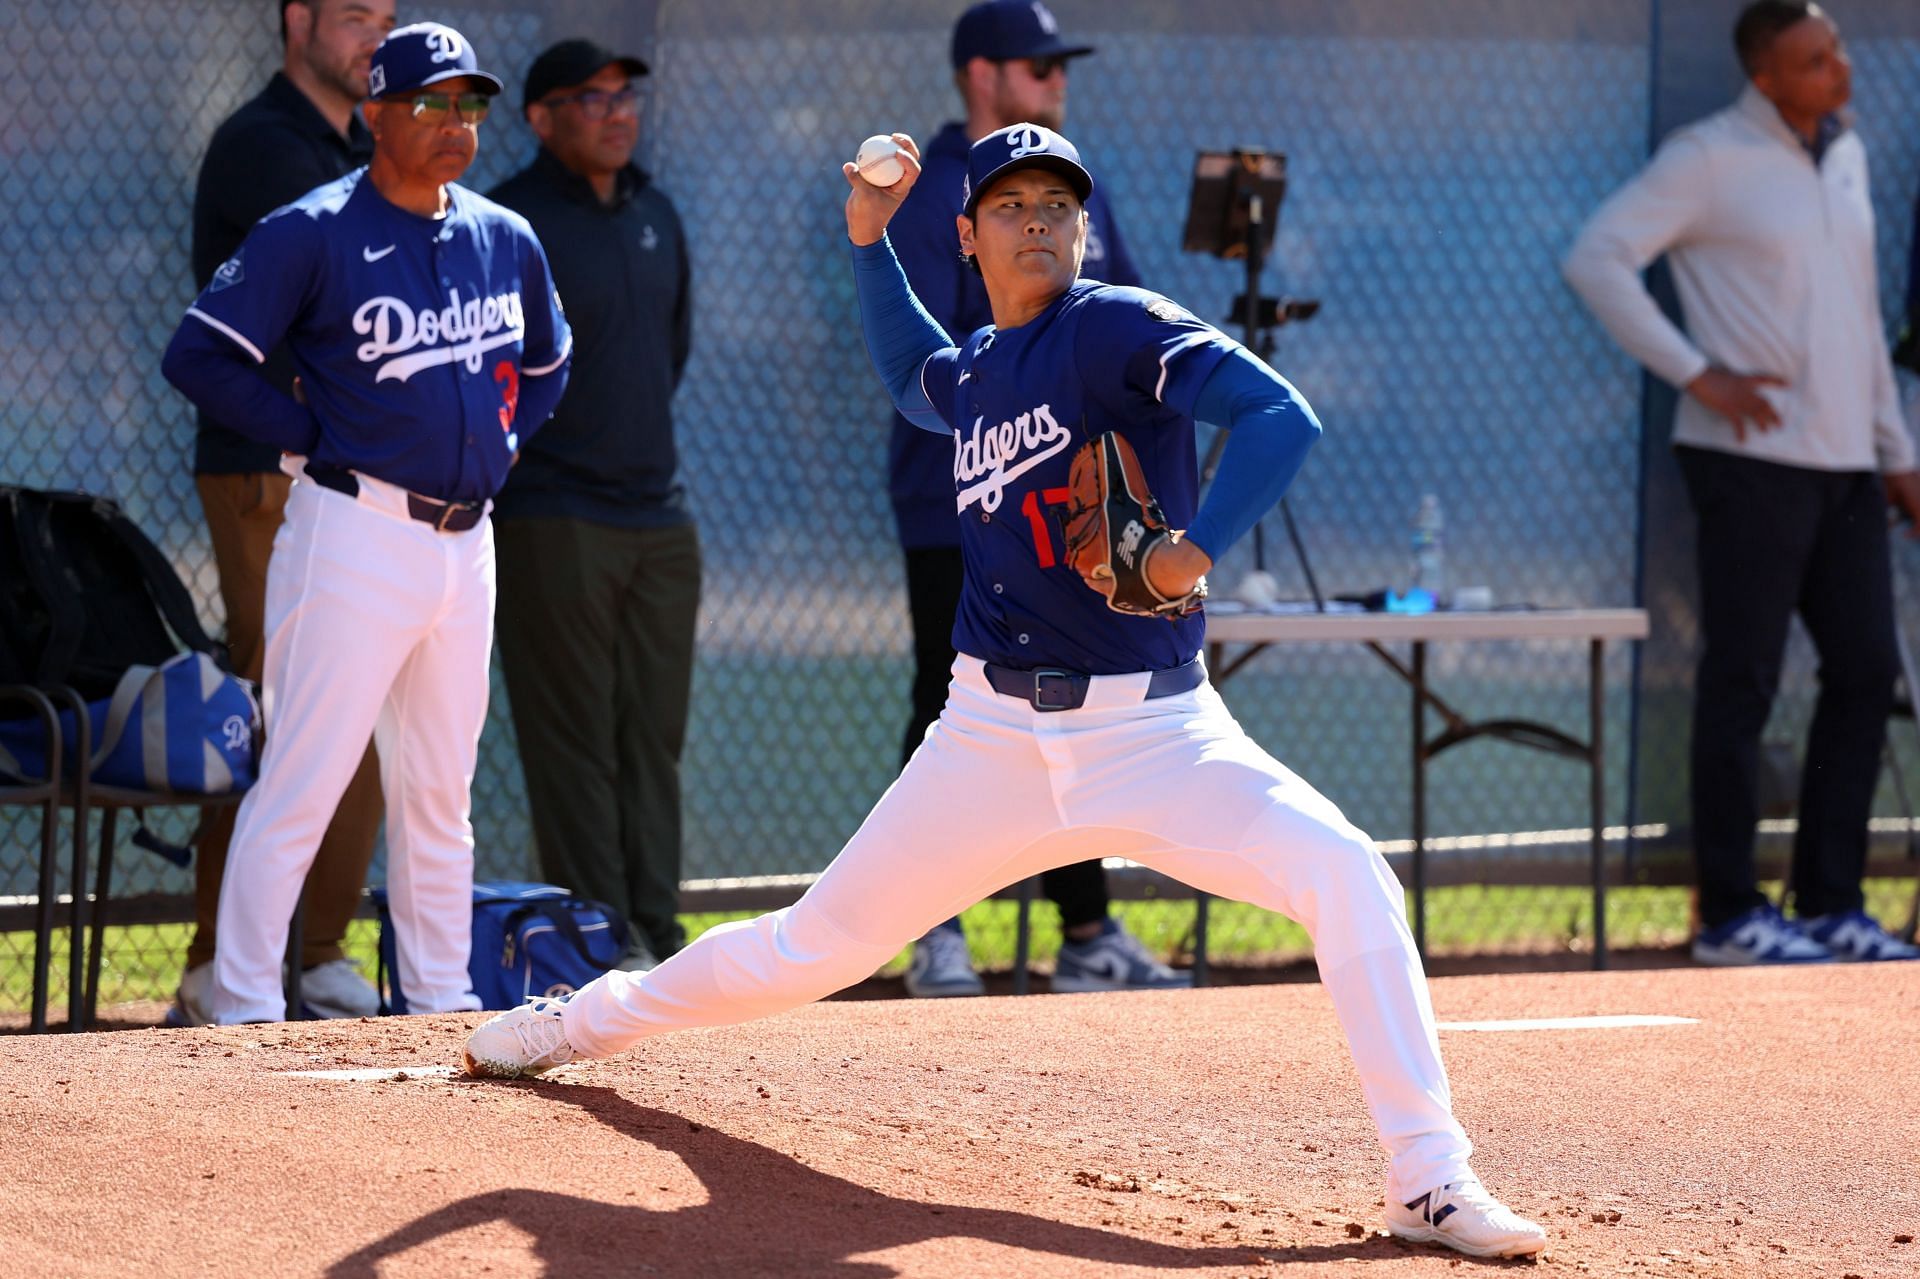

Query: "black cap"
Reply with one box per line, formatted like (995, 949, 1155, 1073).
(523, 38, 649, 112)
(951, 1, 1094, 69)
(961, 123, 1093, 217)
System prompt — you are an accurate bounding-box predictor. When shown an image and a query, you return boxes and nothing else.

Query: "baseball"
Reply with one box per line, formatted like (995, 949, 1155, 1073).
(1233, 570, 1281, 609)
(855, 135, 905, 187)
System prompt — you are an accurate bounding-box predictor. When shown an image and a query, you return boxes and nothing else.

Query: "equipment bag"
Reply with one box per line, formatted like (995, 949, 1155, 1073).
(0, 485, 224, 697)
(375, 880, 629, 1013)
(0, 650, 259, 794)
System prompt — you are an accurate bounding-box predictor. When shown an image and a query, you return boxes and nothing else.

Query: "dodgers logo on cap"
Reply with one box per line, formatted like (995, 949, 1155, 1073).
(962, 122, 1093, 216)
(369, 22, 505, 100)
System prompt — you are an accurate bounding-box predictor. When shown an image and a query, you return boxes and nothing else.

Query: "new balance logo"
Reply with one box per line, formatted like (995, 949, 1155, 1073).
(363, 244, 396, 263)
(1403, 1191, 1459, 1226)
(1117, 520, 1145, 568)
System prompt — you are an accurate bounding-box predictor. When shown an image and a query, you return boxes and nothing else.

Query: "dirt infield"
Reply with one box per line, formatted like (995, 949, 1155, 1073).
(6, 964, 1916, 1278)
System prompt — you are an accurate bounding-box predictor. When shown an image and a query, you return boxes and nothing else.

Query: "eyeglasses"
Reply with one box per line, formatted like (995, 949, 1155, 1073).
(404, 91, 492, 125)
(542, 85, 642, 121)
(1016, 55, 1068, 79)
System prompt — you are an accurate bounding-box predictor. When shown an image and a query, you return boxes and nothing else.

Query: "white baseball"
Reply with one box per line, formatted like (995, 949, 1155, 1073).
(855, 135, 905, 187)
(1233, 570, 1281, 609)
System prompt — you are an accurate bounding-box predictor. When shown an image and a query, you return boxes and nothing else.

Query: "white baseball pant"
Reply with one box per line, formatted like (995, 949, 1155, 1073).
(559, 656, 1475, 1200)
(211, 472, 493, 1023)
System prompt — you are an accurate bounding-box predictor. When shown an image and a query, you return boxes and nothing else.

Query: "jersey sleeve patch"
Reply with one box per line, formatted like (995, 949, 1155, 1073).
(207, 251, 245, 293)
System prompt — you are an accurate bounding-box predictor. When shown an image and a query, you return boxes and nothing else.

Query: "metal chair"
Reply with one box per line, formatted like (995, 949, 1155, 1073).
(0, 684, 67, 1031)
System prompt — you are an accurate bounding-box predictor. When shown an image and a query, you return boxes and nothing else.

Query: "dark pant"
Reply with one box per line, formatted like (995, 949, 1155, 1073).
(495, 517, 702, 958)
(1677, 447, 1898, 928)
(189, 472, 382, 971)
(903, 545, 1109, 931)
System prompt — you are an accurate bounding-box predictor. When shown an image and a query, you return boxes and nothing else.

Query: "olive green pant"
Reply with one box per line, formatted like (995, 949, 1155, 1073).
(188, 472, 382, 971)
(494, 517, 701, 958)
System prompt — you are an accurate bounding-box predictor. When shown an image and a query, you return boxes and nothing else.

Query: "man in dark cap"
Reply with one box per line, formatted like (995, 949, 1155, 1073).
(171, 0, 398, 1028)
(488, 40, 697, 972)
(162, 22, 572, 1023)
(884, 0, 1173, 998)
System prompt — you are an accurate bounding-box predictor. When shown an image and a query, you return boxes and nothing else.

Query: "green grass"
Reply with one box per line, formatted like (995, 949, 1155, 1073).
(5, 879, 1913, 1015)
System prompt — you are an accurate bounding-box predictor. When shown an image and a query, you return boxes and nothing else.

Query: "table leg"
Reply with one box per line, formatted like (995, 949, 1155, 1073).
(68, 804, 93, 1031)
(1192, 891, 1210, 987)
(1591, 639, 1608, 970)
(1013, 877, 1033, 996)
(1412, 641, 1427, 959)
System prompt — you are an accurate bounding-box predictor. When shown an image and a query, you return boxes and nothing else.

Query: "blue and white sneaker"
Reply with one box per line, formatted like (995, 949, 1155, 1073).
(1386, 1180, 1547, 1258)
(904, 920, 984, 998)
(1052, 918, 1193, 993)
(1799, 909, 1920, 962)
(1691, 904, 1832, 966)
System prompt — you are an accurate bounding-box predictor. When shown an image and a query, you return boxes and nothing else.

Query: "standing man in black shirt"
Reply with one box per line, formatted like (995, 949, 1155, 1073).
(173, 0, 397, 1026)
(489, 40, 697, 971)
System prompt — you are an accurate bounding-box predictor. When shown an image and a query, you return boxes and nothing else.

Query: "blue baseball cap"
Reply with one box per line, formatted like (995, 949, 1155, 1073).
(950, 1, 1094, 69)
(961, 123, 1094, 217)
(368, 22, 505, 100)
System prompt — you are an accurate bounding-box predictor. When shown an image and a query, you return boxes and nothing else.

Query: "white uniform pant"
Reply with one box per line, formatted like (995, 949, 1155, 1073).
(211, 474, 493, 1023)
(561, 656, 1473, 1199)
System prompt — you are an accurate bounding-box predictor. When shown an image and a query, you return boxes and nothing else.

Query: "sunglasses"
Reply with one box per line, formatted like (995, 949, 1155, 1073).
(542, 85, 642, 122)
(1015, 55, 1068, 79)
(404, 91, 492, 125)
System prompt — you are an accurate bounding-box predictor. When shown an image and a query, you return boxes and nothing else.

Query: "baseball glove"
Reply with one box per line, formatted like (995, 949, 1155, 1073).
(1059, 431, 1207, 619)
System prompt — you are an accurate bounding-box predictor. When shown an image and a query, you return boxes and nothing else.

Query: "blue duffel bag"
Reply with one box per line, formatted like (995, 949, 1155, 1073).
(0, 650, 259, 795)
(375, 880, 629, 1013)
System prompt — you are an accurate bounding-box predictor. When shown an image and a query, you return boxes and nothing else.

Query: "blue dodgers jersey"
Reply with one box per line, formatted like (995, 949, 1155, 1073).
(921, 282, 1239, 674)
(886, 122, 1141, 550)
(184, 170, 571, 503)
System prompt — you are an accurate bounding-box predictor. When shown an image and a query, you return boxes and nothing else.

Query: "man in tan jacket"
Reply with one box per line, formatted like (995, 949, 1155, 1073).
(1564, 0, 1920, 966)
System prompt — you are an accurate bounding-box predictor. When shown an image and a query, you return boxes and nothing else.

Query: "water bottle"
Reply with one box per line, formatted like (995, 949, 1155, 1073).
(1409, 493, 1446, 607)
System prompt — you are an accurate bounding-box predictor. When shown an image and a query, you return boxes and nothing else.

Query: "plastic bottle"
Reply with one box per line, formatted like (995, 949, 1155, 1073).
(1409, 493, 1446, 607)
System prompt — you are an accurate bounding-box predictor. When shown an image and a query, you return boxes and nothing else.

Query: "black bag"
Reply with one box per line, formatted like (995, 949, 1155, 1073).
(0, 485, 225, 698)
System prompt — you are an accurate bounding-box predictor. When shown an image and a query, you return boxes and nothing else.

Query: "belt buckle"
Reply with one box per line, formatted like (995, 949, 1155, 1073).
(1030, 668, 1078, 712)
(433, 502, 459, 532)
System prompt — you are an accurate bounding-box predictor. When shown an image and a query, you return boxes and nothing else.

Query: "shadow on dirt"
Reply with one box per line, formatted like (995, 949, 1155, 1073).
(322, 1084, 1514, 1275)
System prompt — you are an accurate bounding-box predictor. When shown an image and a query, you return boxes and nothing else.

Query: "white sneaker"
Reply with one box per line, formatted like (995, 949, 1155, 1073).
(462, 995, 577, 1079)
(1385, 1180, 1547, 1258)
(167, 961, 214, 1028)
(299, 958, 382, 1018)
(904, 921, 984, 998)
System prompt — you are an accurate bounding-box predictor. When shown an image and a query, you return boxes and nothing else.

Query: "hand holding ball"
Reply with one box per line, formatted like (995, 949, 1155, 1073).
(855, 135, 906, 187)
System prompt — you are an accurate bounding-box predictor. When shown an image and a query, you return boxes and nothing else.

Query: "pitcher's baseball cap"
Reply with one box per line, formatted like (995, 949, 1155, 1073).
(523, 38, 650, 112)
(962, 122, 1093, 216)
(368, 22, 504, 100)
(951, 1, 1094, 68)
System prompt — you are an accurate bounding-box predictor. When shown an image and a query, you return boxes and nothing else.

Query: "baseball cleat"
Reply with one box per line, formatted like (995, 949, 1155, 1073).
(461, 995, 577, 1079)
(905, 920, 985, 998)
(1691, 904, 1832, 966)
(1385, 1180, 1547, 1258)
(1052, 918, 1192, 992)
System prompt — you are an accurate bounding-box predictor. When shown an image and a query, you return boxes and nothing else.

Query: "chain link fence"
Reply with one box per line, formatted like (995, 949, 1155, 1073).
(6, 0, 1920, 1020)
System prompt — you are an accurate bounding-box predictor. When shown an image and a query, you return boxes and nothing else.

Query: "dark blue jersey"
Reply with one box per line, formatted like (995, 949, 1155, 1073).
(887, 122, 1140, 550)
(174, 169, 571, 503)
(920, 282, 1237, 673)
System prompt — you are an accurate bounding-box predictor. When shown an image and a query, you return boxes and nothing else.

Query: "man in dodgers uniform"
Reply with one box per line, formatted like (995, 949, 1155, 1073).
(463, 125, 1544, 1259)
(161, 22, 572, 1024)
(887, 0, 1180, 998)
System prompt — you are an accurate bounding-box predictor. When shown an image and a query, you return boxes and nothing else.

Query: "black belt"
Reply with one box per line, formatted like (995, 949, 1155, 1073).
(306, 466, 485, 533)
(982, 657, 1205, 712)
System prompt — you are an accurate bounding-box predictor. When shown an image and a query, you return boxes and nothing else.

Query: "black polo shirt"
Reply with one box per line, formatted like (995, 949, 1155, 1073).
(488, 149, 693, 528)
(188, 73, 372, 474)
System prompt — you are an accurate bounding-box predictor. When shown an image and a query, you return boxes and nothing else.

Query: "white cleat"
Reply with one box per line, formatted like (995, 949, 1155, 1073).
(461, 995, 577, 1079)
(1385, 1180, 1548, 1258)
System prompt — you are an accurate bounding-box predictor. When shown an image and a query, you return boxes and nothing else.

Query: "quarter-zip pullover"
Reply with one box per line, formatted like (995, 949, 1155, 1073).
(1563, 85, 1911, 472)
